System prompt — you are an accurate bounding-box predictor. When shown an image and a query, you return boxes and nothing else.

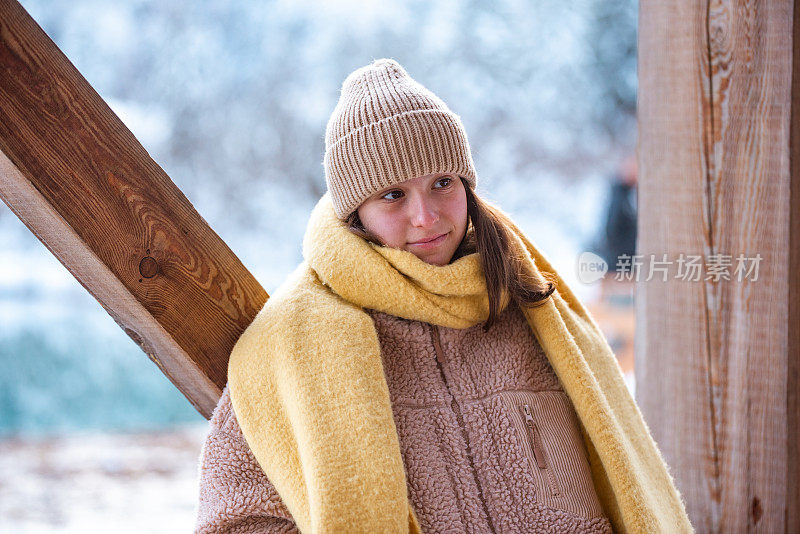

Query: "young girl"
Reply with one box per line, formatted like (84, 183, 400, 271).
(194, 59, 693, 534)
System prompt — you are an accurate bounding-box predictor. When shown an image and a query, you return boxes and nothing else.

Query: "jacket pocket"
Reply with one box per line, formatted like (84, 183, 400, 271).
(518, 402, 561, 497)
(500, 389, 606, 520)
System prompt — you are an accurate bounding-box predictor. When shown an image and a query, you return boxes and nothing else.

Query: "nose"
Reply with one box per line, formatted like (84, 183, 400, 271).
(408, 192, 439, 227)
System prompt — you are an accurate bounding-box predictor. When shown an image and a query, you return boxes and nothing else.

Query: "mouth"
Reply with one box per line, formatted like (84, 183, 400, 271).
(408, 232, 449, 248)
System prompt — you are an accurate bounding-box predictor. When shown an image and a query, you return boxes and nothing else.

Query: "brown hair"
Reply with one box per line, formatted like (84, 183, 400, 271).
(345, 176, 557, 331)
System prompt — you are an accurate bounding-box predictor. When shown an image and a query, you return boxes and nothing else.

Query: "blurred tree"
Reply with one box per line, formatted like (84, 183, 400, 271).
(584, 0, 638, 150)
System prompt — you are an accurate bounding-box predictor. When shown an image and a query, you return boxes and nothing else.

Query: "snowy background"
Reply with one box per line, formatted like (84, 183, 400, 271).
(0, 0, 637, 531)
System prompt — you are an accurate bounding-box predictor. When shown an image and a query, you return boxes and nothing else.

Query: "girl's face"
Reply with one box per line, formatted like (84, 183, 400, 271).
(356, 172, 468, 266)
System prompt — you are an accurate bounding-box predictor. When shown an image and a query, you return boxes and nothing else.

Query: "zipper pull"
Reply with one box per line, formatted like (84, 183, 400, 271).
(522, 404, 547, 469)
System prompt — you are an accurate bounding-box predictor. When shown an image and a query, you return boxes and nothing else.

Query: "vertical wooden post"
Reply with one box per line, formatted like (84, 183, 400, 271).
(638, 0, 797, 531)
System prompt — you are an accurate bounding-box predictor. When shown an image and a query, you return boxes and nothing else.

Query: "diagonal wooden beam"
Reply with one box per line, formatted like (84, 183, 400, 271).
(0, 0, 268, 419)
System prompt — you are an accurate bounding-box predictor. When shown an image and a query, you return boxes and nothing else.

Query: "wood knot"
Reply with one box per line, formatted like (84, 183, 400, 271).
(138, 256, 159, 278)
(750, 495, 762, 524)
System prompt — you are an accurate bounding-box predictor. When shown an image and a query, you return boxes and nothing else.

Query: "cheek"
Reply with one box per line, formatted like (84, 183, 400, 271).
(380, 219, 409, 246)
(445, 193, 468, 229)
(361, 210, 405, 245)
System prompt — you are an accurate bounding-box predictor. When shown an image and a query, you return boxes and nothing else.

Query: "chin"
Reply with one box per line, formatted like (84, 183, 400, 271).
(419, 251, 453, 266)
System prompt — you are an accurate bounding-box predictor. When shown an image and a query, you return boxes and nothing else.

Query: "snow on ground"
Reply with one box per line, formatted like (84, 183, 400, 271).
(0, 423, 209, 533)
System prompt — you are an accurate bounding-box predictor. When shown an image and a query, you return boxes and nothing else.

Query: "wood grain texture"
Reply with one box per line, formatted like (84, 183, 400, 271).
(787, 1, 800, 531)
(638, 0, 796, 531)
(0, 0, 268, 419)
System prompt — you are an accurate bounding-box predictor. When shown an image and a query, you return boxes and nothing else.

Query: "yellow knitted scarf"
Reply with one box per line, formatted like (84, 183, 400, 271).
(227, 191, 694, 533)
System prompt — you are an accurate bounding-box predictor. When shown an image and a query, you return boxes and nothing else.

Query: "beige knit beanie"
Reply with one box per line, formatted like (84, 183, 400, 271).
(323, 58, 478, 219)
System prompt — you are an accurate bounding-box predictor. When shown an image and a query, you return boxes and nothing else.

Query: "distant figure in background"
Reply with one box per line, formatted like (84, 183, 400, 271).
(585, 152, 638, 384)
(597, 153, 637, 273)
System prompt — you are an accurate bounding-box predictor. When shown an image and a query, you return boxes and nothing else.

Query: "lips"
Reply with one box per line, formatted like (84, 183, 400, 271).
(409, 232, 448, 245)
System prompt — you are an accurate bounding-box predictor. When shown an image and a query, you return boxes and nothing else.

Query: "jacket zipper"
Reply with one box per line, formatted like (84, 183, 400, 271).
(521, 403, 560, 496)
(429, 324, 498, 534)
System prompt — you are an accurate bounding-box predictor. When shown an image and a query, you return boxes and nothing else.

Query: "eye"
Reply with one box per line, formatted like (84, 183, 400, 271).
(381, 189, 403, 201)
(435, 176, 453, 188)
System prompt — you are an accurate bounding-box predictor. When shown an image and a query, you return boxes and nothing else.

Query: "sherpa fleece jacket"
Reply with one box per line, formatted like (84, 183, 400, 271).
(195, 301, 613, 533)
